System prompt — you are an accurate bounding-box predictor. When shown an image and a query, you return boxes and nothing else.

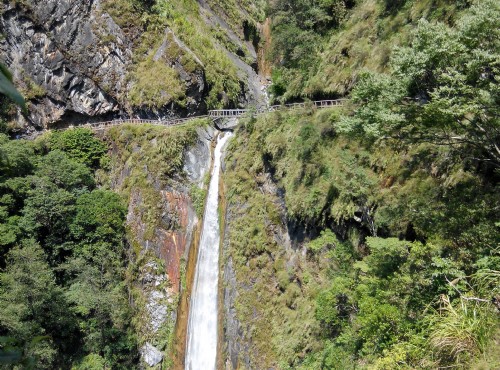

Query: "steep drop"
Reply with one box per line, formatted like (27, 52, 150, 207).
(185, 132, 233, 370)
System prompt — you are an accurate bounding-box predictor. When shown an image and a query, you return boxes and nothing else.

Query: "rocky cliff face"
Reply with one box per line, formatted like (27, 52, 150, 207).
(105, 123, 215, 368)
(0, 0, 265, 133)
(198, 0, 267, 109)
(0, 0, 131, 130)
(221, 169, 295, 369)
(220, 123, 325, 369)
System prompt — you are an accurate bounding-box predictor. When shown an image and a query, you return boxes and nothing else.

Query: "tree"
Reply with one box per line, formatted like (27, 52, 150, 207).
(20, 177, 77, 264)
(35, 150, 94, 191)
(0, 88, 136, 367)
(50, 129, 108, 169)
(0, 135, 34, 181)
(65, 190, 136, 367)
(341, 0, 500, 166)
(267, 0, 353, 100)
(0, 242, 78, 368)
(70, 190, 126, 246)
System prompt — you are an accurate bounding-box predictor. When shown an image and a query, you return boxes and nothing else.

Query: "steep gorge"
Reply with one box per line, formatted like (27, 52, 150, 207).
(0, 0, 270, 368)
(218, 1, 500, 369)
(0, 0, 499, 369)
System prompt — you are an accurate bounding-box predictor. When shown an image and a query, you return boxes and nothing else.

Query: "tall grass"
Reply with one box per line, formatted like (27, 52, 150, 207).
(128, 59, 185, 108)
(429, 294, 497, 366)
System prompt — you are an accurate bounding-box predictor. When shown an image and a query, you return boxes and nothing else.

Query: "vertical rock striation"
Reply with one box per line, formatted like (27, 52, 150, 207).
(0, 1, 266, 132)
(0, 0, 131, 129)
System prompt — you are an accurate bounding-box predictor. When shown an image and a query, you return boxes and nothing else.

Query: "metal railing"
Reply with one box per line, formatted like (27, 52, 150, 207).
(61, 99, 346, 131)
(268, 99, 346, 112)
(208, 109, 249, 118)
(208, 99, 347, 118)
(69, 116, 208, 131)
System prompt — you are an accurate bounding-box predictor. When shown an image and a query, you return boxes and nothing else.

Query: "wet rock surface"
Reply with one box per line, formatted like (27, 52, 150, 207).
(111, 127, 212, 367)
(184, 126, 215, 184)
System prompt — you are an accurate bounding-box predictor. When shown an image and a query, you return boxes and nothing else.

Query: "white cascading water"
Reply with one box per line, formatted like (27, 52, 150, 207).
(185, 132, 233, 370)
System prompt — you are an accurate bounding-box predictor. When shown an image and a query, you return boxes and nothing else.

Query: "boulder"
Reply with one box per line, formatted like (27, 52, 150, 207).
(140, 342, 163, 367)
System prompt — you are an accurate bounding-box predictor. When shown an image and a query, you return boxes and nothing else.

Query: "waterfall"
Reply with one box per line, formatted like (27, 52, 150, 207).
(185, 132, 233, 370)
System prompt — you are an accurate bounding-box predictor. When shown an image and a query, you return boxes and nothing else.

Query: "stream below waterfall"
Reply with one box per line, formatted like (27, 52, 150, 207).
(185, 132, 233, 370)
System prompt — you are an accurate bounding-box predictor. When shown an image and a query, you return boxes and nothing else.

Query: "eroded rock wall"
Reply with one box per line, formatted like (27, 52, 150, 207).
(0, 0, 266, 133)
(107, 125, 215, 368)
(0, 0, 131, 129)
(220, 155, 303, 369)
(221, 174, 288, 369)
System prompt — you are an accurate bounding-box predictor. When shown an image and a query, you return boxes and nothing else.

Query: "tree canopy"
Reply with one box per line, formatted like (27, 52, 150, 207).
(0, 131, 137, 368)
(340, 0, 500, 167)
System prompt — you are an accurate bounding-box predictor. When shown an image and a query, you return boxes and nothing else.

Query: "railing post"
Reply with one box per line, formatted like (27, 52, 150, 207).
(70, 100, 346, 132)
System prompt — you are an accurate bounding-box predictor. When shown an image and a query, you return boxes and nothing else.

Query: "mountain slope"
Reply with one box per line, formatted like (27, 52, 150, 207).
(221, 1, 500, 368)
(0, 0, 266, 132)
(267, 0, 469, 102)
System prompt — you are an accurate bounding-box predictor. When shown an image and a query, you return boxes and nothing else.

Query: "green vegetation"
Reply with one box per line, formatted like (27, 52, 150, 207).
(128, 59, 185, 108)
(105, 121, 203, 239)
(49, 129, 108, 168)
(0, 122, 205, 368)
(340, 0, 500, 166)
(206, 0, 266, 33)
(101, 0, 252, 109)
(1, 0, 498, 369)
(224, 4, 499, 366)
(267, 0, 469, 102)
(100, 0, 150, 32)
(0, 129, 137, 368)
(18, 73, 46, 101)
(190, 184, 207, 218)
(225, 107, 499, 369)
(151, 0, 242, 108)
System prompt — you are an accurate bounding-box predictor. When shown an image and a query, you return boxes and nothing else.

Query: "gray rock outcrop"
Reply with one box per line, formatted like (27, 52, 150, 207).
(1, 1, 266, 133)
(140, 342, 163, 367)
(0, 0, 131, 129)
(1, 1, 267, 133)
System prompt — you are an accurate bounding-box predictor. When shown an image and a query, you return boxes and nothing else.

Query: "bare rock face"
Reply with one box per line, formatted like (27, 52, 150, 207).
(0, 2, 210, 131)
(198, 0, 267, 110)
(108, 126, 213, 367)
(140, 342, 163, 367)
(223, 256, 252, 370)
(1, 1, 265, 132)
(0, 0, 132, 129)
